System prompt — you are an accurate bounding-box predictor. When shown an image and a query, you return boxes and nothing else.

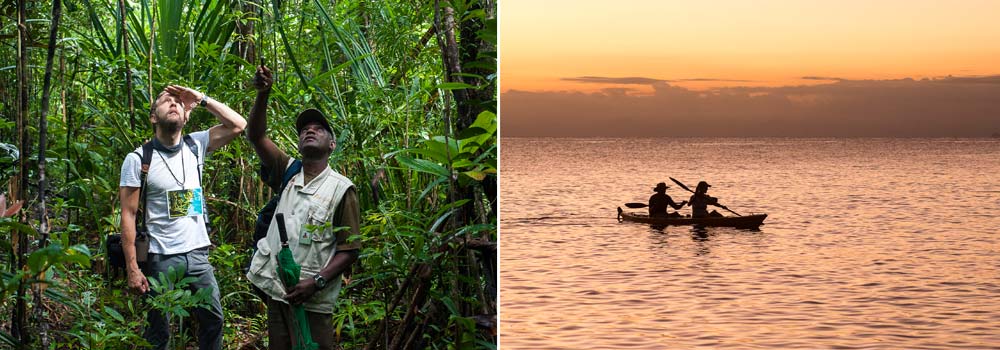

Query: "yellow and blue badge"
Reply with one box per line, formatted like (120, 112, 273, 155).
(167, 187, 205, 218)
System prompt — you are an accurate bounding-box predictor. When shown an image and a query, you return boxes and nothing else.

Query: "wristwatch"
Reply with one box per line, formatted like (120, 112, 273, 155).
(313, 273, 327, 290)
(199, 95, 209, 107)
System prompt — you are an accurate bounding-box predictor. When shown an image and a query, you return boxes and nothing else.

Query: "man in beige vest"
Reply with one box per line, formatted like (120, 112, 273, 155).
(245, 65, 361, 350)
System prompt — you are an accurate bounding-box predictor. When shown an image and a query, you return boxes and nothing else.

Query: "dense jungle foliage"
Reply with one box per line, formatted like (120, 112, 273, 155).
(0, 0, 496, 348)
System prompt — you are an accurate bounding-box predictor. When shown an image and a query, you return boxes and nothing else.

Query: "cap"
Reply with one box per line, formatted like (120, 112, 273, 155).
(295, 108, 333, 135)
(654, 182, 669, 192)
(696, 181, 712, 191)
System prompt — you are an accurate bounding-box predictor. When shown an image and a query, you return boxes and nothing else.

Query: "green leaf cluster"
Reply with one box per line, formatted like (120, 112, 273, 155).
(1, 0, 496, 348)
(395, 110, 497, 189)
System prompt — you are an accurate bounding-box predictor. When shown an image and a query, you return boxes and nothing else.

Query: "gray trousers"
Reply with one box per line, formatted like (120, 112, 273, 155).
(143, 247, 224, 350)
(267, 298, 336, 350)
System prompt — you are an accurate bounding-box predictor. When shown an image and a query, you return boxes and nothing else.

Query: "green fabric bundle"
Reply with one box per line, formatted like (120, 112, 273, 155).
(276, 214, 318, 350)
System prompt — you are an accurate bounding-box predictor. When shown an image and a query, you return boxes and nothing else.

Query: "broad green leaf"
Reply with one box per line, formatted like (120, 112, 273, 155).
(104, 306, 125, 323)
(403, 148, 450, 165)
(451, 159, 475, 169)
(436, 82, 477, 90)
(460, 171, 486, 181)
(0, 220, 37, 236)
(396, 155, 450, 179)
(456, 126, 488, 141)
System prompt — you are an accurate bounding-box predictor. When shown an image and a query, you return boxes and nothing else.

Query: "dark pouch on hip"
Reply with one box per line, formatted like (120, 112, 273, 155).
(135, 231, 150, 263)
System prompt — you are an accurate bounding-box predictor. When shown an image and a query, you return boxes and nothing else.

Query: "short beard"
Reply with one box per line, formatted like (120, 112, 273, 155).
(298, 145, 330, 160)
(154, 118, 184, 135)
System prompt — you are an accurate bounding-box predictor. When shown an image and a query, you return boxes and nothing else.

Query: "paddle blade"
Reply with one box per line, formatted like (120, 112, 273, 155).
(669, 177, 694, 193)
(624, 202, 648, 208)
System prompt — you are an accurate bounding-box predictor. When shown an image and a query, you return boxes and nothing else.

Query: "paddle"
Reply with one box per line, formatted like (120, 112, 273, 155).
(669, 177, 694, 194)
(669, 177, 742, 217)
(624, 202, 647, 208)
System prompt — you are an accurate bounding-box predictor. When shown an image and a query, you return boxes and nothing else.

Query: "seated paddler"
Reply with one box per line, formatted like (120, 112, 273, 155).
(687, 181, 726, 218)
(649, 182, 686, 217)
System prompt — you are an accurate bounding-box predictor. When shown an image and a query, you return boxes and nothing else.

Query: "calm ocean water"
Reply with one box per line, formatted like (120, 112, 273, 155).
(499, 138, 1000, 349)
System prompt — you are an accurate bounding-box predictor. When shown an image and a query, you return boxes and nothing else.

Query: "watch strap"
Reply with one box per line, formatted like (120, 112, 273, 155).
(313, 273, 327, 290)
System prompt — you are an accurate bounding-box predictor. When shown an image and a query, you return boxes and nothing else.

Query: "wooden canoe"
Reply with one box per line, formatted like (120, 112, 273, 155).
(617, 207, 767, 229)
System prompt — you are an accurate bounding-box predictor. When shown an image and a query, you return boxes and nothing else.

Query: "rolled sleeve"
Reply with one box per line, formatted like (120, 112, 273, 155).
(119, 152, 142, 188)
(334, 187, 361, 251)
(189, 130, 211, 158)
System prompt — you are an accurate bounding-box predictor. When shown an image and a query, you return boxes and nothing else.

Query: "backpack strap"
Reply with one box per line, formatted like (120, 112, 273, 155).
(140, 135, 210, 233)
(270, 159, 303, 224)
(182, 134, 199, 159)
(181, 134, 211, 232)
(261, 158, 303, 192)
(135, 141, 154, 237)
(279, 160, 303, 194)
(251, 159, 303, 246)
(182, 134, 201, 178)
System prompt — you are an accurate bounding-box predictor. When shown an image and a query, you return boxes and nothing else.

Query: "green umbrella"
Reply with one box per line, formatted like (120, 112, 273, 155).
(275, 214, 318, 350)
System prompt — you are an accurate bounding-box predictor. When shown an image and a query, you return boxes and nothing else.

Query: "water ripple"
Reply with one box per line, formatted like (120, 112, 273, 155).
(501, 138, 1000, 349)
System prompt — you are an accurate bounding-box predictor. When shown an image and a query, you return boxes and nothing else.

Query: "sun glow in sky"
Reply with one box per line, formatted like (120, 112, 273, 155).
(500, 0, 1000, 93)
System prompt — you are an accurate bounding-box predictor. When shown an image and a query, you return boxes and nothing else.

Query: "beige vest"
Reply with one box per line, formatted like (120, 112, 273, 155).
(247, 162, 354, 313)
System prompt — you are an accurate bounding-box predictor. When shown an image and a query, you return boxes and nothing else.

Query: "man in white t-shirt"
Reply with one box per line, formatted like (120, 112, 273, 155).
(119, 85, 246, 350)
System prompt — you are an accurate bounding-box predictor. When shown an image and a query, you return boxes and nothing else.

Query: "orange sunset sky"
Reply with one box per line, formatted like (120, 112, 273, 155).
(500, 0, 1000, 93)
(499, 0, 1000, 137)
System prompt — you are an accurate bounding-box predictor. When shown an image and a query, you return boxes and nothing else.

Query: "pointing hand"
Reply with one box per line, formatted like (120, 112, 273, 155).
(254, 65, 273, 92)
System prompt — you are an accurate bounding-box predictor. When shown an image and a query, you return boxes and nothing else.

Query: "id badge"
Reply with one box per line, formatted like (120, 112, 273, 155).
(167, 187, 205, 218)
(299, 228, 313, 245)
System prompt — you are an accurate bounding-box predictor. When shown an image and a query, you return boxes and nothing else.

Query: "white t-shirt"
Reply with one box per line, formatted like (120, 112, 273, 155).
(119, 130, 211, 255)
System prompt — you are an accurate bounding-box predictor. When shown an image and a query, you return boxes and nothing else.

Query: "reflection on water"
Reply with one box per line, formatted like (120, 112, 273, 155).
(500, 138, 1000, 349)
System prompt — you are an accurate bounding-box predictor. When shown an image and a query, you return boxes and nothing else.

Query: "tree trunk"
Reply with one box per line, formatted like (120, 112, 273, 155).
(434, 0, 493, 235)
(434, 1, 468, 117)
(431, 2, 499, 347)
(235, 0, 256, 63)
(13, 0, 30, 346)
(119, 0, 135, 128)
(38, 0, 60, 250)
(32, 1, 61, 346)
(459, 0, 496, 125)
(61, 45, 70, 189)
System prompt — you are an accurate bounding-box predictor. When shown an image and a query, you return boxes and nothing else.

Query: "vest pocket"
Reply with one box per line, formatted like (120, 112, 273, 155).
(250, 243, 273, 279)
(306, 207, 333, 242)
(299, 208, 336, 273)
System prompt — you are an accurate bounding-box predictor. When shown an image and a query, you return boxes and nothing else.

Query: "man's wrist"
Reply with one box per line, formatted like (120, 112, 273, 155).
(199, 95, 211, 107)
(312, 273, 328, 290)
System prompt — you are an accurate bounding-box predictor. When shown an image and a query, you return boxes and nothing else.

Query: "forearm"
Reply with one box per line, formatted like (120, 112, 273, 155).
(120, 187, 142, 274)
(318, 249, 358, 281)
(120, 211, 141, 274)
(246, 90, 271, 142)
(204, 96, 247, 132)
